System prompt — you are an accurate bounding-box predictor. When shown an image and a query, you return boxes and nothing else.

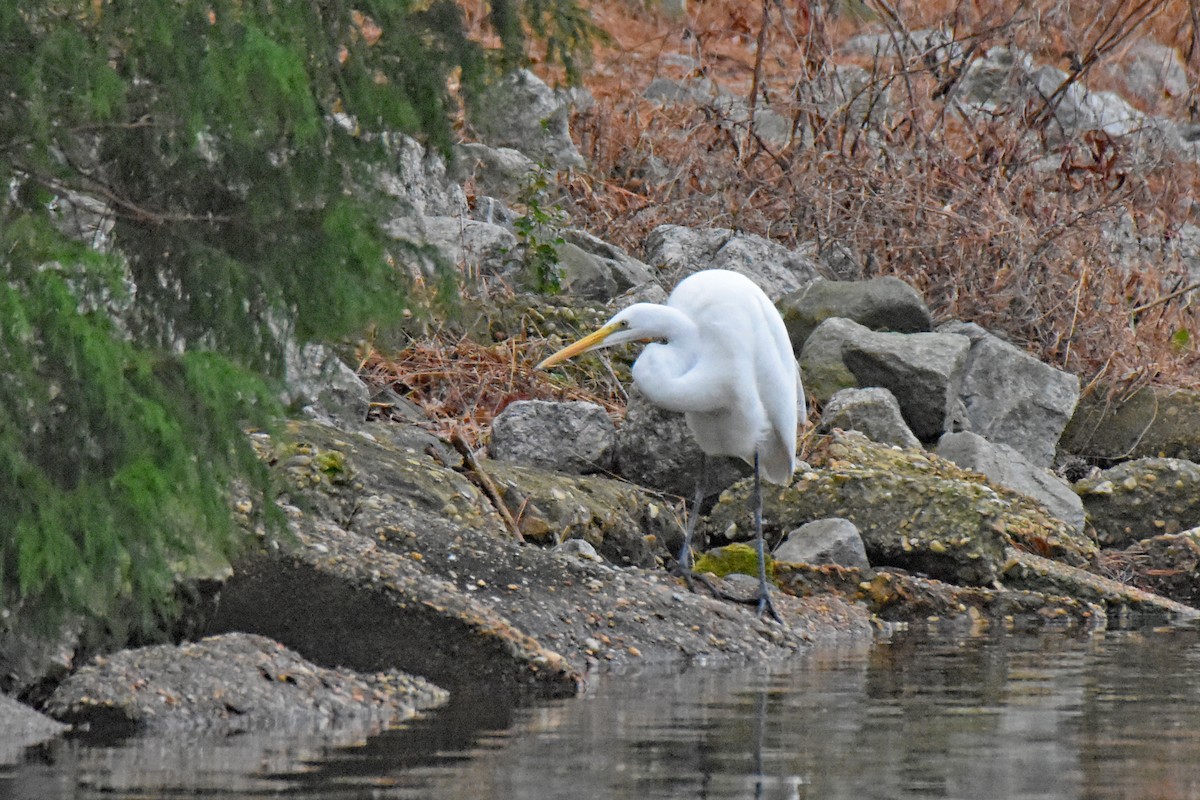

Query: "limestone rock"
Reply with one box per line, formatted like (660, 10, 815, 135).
(489, 400, 617, 475)
(839, 323, 970, 440)
(555, 228, 656, 301)
(484, 461, 677, 567)
(1074, 458, 1200, 548)
(775, 518, 871, 570)
(701, 432, 1096, 586)
(937, 431, 1086, 534)
(817, 386, 921, 449)
(643, 225, 820, 301)
(468, 70, 584, 170)
(1060, 385, 1200, 463)
(942, 321, 1079, 467)
(1003, 549, 1198, 623)
(780, 276, 933, 351)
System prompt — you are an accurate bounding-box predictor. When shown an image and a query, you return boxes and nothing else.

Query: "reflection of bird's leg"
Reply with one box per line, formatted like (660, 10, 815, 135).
(677, 453, 707, 571)
(753, 451, 782, 623)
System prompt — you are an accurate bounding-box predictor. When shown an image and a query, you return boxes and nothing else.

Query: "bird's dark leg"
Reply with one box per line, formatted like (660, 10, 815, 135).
(677, 453, 707, 572)
(753, 451, 782, 623)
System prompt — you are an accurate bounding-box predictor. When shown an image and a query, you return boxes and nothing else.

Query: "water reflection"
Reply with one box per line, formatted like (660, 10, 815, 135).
(6, 627, 1200, 799)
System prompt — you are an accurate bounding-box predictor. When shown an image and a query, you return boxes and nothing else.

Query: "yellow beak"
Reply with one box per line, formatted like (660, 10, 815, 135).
(536, 322, 622, 369)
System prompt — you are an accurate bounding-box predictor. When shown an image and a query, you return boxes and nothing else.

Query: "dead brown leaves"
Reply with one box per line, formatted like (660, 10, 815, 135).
(359, 335, 623, 446)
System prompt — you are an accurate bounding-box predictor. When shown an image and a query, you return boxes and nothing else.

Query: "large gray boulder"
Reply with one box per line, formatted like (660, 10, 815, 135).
(469, 70, 584, 170)
(801, 318, 970, 440)
(489, 400, 617, 475)
(817, 386, 921, 450)
(780, 276, 933, 351)
(555, 229, 656, 301)
(942, 322, 1079, 467)
(1107, 40, 1190, 111)
(936, 431, 1085, 534)
(454, 142, 539, 203)
(1075, 458, 1200, 548)
(643, 225, 820, 300)
(801, 318, 971, 439)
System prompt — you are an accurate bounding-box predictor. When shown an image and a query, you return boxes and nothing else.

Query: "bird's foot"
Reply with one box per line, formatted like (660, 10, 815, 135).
(757, 590, 784, 624)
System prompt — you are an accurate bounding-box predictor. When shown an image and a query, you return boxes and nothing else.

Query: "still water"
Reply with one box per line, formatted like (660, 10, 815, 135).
(6, 626, 1200, 799)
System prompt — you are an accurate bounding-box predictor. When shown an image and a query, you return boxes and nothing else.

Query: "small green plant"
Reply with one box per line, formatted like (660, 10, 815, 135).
(513, 166, 567, 294)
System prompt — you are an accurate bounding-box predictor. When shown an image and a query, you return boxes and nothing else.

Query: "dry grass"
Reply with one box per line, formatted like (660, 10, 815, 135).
(561, 0, 1200, 390)
(382, 0, 1200, 438)
(358, 334, 626, 446)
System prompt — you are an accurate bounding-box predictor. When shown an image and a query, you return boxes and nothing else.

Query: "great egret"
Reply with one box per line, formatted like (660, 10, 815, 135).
(536, 269, 804, 621)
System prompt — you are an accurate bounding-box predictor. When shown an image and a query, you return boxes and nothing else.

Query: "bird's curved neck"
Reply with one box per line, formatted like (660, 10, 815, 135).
(630, 306, 714, 413)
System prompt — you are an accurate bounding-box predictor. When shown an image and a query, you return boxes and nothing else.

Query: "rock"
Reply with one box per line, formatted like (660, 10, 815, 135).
(1060, 385, 1200, 463)
(1111, 530, 1200, 607)
(1108, 40, 1190, 110)
(210, 419, 856, 690)
(774, 518, 871, 570)
(488, 400, 617, 475)
(484, 461, 677, 567)
(841, 28, 963, 64)
(0, 616, 81, 701)
(1074, 458, 1200, 548)
(941, 322, 1079, 467)
(817, 386, 921, 449)
(936, 431, 1086, 534)
(778, 563, 1105, 631)
(780, 276, 933, 351)
(0, 693, 68, 765)
(799, 317, 970, 439)
(386, 215, 519, 279)
(615, 388, 749, 499)
(468, 69, 584, 170)
(555, 228, 656, 301)
(643, 225, 820, 300)
(454, 142, 539, 203)
(837, 323, 971, 440)
(957, 47, 1145, 140)
(44, 633, 447, 735)
(701, 432, 1096, 586)
(1003, 549, 1199, 623)
(281, 341, 370, 425)
(208, 514, 583, 697)
(378, 134, 469, 218)
(797, 317, 862, 403)
(552, 538, 601, 561)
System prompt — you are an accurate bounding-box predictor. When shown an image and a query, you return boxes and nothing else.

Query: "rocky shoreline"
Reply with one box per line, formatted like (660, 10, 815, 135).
(7, 44, 1200, 767)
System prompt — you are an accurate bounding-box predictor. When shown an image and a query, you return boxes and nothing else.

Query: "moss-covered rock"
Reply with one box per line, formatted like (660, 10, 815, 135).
(483, 461, 680, 567)
(701, 432, 1097, 587)
(776, 563, 1104, 631)
(1002, 549, 1199, 622)
(693, 543, 776, 582)
(1074, 457, 1200, 548)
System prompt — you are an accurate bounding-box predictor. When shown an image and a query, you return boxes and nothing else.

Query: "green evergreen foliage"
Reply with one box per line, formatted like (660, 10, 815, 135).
(0, 0, 592, 635)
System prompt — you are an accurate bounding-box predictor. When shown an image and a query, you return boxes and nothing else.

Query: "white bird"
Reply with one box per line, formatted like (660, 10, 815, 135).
(536, 269, 804, 620)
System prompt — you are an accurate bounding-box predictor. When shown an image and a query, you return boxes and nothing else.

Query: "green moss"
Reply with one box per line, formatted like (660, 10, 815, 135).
(694, 544, 777, 583)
